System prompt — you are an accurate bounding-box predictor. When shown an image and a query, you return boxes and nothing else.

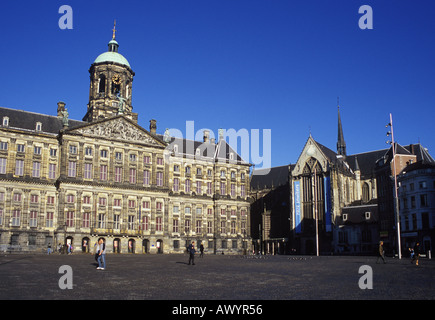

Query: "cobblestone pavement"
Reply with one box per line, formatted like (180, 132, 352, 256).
(0, 253, 434, 300)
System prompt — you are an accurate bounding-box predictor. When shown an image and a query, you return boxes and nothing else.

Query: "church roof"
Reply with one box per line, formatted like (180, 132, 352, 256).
(250, 165, 293, 191)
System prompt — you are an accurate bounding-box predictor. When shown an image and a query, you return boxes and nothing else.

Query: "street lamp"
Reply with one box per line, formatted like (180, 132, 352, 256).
(386, 113, 402, 259)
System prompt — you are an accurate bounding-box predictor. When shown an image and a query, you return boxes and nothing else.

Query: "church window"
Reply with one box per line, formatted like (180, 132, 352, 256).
(362, 183, 370, 203)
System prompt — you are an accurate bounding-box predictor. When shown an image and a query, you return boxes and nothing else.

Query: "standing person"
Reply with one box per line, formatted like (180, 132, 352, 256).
(97, 238, 106, 270)
(411, 242, 420, 266)
(47, 243, 52, 255)
(200, 242, 204, 258)
(376, 241, 386, 264)
(187, 241, 196, 265)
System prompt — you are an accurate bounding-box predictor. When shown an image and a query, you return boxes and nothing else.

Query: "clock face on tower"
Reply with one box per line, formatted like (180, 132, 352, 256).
(112, 74, 121, 85)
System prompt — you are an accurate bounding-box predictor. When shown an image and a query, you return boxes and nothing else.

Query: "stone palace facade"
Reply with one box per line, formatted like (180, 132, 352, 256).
(0, 29, 251, 254)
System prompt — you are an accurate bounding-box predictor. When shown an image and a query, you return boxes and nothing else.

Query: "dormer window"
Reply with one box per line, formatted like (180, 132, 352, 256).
(2, 117, 9, 127)
(35, 122, 42, 132)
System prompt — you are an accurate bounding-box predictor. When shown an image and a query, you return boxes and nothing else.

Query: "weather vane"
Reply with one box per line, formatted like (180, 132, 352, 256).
(112, 19, 117, 39)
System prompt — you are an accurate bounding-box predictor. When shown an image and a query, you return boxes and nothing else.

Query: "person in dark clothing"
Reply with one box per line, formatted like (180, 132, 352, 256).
(200, 243, 204, 258)
(376, 241, 386, 264)
(187, 241, 196, 265)
(411, 242, 420, 266)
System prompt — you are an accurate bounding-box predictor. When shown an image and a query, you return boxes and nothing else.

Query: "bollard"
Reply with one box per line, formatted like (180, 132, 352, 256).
(429, 250, 431, 260)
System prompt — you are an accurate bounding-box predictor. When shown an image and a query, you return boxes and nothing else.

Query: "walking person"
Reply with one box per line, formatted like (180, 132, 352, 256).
(200, 242, 204, 258)
(411, 242, 420, 266)
(97, 238, 106, 270)
(376, 241, 386, 264)
(187, 241, 196, 265)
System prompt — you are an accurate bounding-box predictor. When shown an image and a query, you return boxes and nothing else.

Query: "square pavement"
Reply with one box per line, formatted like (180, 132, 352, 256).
(0, 253, 434, 300)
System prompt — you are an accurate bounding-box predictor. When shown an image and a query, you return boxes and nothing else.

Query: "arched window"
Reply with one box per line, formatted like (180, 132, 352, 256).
(362, 182, 370, 203)
(98, 75, 106, 94)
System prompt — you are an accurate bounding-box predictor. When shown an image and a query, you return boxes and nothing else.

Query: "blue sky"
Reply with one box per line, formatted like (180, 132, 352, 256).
(1, 0, 434, 169)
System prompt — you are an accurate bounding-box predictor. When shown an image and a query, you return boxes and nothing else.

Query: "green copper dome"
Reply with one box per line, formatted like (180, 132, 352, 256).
(93, 38, 131, 68)
(94, 51, 131, 68)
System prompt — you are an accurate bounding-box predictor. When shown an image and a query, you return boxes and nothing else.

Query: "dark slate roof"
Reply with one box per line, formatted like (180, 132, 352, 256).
(346, 149, 387, 178)
(0, 106, 85, 134)
(157, 135, 249, 165)
(375, 143, 435, 168)
(250, 165, 292, 190)
(400, 160, 435, 174)
(339, 204, 379, 225)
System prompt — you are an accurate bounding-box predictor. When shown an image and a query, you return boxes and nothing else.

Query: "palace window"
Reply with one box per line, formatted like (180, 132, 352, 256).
(85, 147, 93, 156)
(68, 161, 77, 177)
(173, 219, 179, 233)
(141, 216, 149, 231)
(12, 210, 21, 226)
(84, 163, 93, 179)
(82, 212, 90, 228)
(0, 158, 7, 174)
(173, 178, 179, 192)
(114, 167, 123, 183)
(66, 211, 74, 227)
(29, 211, 38, 228)
(129, 168, 137, 184)
(0, 141, 8, 150)
(17, 144, 25, 153)
(15, 159, 24, 176)
(83, 196, 91, 204)
(32, 162, 40, 178)
(100, 165, 108, 181)
(143, 170, 150, 186)
(156, 172, 163, 186)
(48, 163, 57, 179)
(156, 217, 162, 231)
(185, 179, 191, 193)
(127, 215, 134, 230)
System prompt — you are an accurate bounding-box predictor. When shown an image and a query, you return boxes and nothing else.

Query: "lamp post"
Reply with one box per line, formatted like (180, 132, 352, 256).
(386, 113, 402, 259)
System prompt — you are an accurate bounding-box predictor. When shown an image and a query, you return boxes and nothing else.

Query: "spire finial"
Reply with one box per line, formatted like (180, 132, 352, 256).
(112, 19, 117, 39)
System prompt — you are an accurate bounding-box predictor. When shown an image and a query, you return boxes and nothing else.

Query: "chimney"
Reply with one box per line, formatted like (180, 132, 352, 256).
(203, 130, 210, 143)
(57, 101, 66, 117)
(149, 119, 157, 135)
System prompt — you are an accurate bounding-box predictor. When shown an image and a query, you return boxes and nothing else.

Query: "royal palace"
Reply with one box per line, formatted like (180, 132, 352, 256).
(0, 29, 251, 254)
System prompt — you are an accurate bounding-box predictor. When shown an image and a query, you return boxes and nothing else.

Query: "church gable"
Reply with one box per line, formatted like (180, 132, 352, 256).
(292, 136, 331, 176)
(66, 115, 166, 147)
